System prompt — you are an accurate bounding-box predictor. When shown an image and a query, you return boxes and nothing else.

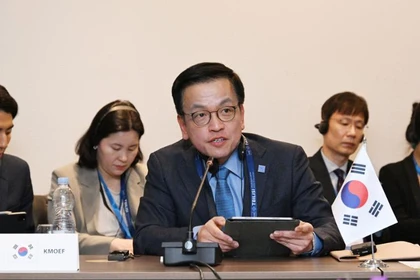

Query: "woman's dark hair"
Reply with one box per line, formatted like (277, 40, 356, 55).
(171, 62, 245, 115)
(405, 102, 420, 148)
(76, 100, 145, 169)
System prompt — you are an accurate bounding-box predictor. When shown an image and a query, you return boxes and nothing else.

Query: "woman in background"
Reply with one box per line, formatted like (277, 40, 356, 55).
(48, 100, 146, 254)
(379, 102, 420, 244)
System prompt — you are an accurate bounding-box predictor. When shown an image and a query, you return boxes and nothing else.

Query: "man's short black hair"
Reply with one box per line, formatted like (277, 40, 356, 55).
(321, 91, 369, 124)
(172, 62, 245, 115)
(0, 85, 18, 118)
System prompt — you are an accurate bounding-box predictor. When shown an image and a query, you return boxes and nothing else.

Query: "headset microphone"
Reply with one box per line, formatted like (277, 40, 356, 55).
(315, 121, 328, 135)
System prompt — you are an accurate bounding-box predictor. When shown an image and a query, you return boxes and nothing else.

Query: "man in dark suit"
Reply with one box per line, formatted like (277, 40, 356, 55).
(309, 92, 369, 205)
(134, 62, 344, 256)
(0, 85, 34, 232)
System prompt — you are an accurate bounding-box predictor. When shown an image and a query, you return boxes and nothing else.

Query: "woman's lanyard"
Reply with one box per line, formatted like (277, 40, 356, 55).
(413, 154, 420, 175)
(97, 171, 135, 239)
(194, 136, 258, 217)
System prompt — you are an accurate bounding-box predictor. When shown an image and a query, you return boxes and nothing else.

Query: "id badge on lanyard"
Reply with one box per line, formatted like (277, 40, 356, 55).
(98, 172, 135, 238)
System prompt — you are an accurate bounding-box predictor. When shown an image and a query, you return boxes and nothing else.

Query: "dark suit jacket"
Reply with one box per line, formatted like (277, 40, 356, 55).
(134, 133, 344, 256)
(309, 149, 353, 205)
(379, 153, 420, 244)
(0, 154, 34, 232)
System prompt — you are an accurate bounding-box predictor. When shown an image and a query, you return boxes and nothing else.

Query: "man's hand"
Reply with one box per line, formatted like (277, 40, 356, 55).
(197, 216, 239, 252)
(269, 221, 314, 255)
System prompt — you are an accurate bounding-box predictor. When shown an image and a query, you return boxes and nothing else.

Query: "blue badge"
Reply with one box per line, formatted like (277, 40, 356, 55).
(258, 165, 266, 173)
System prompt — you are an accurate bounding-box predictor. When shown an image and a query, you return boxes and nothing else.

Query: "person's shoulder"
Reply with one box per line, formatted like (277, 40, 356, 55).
(53, 162, 81, 175)
(2, 154, 30, 169)
(151, 139, 191, 158)
(132, 162, 147, 177)
(379, 155, 409, 173)
(245, 133, 303, 152)
(308, 148, 322, 160)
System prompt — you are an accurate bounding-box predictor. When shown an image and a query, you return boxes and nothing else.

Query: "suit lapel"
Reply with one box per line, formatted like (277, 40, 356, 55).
(125, 167, 143, 218)
(310, 149, 336, 204)
(78, 167, 101, 234)
(346, 160, 353, 174)
(179, 143, 211, 223)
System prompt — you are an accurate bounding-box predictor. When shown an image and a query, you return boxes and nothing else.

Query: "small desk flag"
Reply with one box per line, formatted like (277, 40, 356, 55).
(331, 143, 397, 245)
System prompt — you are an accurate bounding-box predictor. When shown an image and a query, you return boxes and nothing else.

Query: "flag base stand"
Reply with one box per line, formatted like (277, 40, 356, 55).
(359, 259, 388, 268)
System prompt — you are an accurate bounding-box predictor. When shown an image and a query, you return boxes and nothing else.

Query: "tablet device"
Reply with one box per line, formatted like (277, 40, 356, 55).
(224, 217, 299, 258)
(0, 211, 27, 233)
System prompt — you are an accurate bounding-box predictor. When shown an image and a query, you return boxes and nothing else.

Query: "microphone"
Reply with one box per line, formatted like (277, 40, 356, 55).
(161, 157, 223, 266)
(184, 157, 215, 254)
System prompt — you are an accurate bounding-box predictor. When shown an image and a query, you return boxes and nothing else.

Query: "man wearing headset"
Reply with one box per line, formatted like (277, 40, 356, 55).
(134, 62, 344, 257)
(309, 92, 369, 205)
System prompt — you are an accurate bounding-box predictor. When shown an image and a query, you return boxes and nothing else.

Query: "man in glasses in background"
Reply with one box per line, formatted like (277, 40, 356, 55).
(134, 62, 344, 257)
(309, 92, 369, 205)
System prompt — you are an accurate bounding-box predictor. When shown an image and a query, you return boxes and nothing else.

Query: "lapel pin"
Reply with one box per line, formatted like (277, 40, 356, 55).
(258, 165, 266, 173)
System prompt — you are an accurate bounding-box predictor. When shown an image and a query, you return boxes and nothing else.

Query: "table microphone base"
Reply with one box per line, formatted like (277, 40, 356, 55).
(162, 242, 223, 266)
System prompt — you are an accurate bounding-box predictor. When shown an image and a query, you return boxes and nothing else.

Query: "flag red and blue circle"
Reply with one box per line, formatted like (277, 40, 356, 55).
(18, 247, 28, 257)
(340, 180, 368, 209)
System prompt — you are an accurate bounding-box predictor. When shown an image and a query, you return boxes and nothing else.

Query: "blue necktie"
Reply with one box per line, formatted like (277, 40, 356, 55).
(215, 167, 235, 220)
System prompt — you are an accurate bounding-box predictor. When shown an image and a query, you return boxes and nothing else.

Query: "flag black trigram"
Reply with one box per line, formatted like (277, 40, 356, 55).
(369, 200, 383, 217)
(350, 163, 366, 175)
(343, 214, 358, 226)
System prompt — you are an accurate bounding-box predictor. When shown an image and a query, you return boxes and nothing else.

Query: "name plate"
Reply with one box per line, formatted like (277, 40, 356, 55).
(0, 233, 79, 272)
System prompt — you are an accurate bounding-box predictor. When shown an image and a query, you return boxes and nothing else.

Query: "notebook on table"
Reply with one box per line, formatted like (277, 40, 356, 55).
(330, 241, 420, 261)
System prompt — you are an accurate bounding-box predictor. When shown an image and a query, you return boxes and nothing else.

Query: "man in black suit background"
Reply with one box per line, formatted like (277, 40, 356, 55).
(0, 84, 34, 232)
(309, 92, 369, 205)
(134, 62, 344, 256)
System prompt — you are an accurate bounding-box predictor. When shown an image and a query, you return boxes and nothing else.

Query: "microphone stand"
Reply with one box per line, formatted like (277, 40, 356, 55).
(162, 157, 223, 266)
(359, 234, 388, 269)
(183, 157, 214, 254)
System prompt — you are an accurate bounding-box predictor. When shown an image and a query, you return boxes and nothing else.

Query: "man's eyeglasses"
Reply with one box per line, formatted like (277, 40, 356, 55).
(183, 105, 239, 127)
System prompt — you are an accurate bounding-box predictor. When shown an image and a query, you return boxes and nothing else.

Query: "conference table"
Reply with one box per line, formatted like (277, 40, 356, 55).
(0, 255, 418, 279)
